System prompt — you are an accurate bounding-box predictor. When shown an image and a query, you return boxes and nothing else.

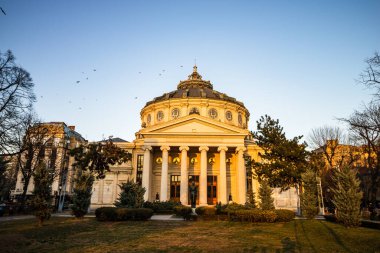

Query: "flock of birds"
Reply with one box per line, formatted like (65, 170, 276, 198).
(40, 64, 186, 112)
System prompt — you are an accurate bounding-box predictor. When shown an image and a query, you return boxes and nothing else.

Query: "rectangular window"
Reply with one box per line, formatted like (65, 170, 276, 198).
(170, 175, 181, 201)
(136, 154, 144, 185)
(50, 148, 57, 169)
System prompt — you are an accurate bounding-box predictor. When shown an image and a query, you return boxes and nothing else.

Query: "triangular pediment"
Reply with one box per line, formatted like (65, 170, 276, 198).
(140, 114, 248, 135)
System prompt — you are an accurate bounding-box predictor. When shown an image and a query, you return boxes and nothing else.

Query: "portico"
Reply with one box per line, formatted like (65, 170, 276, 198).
(140, 143, 248, 205)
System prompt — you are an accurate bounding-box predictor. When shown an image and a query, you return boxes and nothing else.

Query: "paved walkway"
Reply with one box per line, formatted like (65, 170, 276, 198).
(0, 213, 184, 222)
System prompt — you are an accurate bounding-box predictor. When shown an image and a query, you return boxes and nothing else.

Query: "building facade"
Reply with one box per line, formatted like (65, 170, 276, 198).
(11, 122, 86, 210)
(90, 67, 299, 210)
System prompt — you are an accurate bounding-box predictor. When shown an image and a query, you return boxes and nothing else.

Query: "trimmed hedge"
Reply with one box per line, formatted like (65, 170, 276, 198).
(173, 206, 193, 220)
(143, 201, 181, 213)
(228, 209, 277, 223)
(228, 209, 295, 223)
(95, 207, 153, 221)
(274, 209, 296, 222)
(195, 206, 216, 216)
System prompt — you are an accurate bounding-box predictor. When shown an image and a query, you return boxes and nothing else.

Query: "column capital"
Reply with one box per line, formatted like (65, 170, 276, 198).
(199, 146, 209, 152)
(179, 146, 189, 152)
(160, 145, 171, 151)
(142, 145, 152, 151)
(235, 146, 246, 153)
(217, 146, 228, 152)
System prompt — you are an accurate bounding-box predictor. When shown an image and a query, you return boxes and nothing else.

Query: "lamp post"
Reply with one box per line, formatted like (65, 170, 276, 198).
(57, 139, 70, 212)
(316, 176, 325, 215)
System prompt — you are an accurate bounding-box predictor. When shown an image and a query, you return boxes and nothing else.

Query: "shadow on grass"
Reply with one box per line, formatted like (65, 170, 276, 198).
(300, 220, 317, 253)
(281, 237, 296, 253)
(319, 221, 353, 253)
(293, 220, 303, 253)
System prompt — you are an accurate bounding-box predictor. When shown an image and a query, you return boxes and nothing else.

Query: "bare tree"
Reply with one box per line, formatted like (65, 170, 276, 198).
(341, 102, 380, 208)
(308, 126, 348, 169)
(308, 126, 361, 212)
(0, 50, 35, 155)
(358, 52, 380, 98)
(14, 116, 62, 208)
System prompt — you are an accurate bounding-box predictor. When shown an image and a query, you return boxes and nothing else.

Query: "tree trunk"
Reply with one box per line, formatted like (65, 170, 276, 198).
(19, 176, 30, 212)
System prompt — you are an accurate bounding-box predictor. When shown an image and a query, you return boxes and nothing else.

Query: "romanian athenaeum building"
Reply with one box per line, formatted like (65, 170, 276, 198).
(12, 67, 299, 210)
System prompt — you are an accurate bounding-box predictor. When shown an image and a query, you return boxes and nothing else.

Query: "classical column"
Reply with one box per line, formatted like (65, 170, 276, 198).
(236, 146, 247, 204)
(179, 146, 189, 205)
(142, 146, 152, 201)
(218, 146, 228, 204)
(99, 179, 104, 204)
(199, 146, 209, 205)
(160, 146, 170, 201)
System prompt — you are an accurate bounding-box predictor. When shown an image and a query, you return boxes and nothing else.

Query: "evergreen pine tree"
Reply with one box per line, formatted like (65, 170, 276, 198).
(71, 170, 94, 218)
(331, 166, 362, 227)
(258, 180, 275, 210)
(301, 169, 319, 219)
(245, 187, 257, 209)
(29, 161, 53, 226)
(115, 179, 145, 208)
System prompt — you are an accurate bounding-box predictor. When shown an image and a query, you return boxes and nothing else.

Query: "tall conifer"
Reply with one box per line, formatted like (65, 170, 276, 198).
(301, 169, 319, 219)
(331, 167, 362, 227)
(258, 180, 275, 210)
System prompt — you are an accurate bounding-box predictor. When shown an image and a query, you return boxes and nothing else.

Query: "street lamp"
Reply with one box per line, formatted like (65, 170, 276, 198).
(57, 139, 70, 212)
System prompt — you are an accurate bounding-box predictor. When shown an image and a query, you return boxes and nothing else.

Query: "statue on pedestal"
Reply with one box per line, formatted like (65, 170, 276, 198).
(189, 180, 197, 208)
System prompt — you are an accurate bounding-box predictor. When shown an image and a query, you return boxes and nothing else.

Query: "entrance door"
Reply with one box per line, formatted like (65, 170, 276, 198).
(170, 175, 180, 202)
(207, 176, 217, 205)
(188, 175, 199, 205)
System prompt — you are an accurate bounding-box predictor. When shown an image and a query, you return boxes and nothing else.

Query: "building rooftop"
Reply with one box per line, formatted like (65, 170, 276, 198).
(144, 66, 246, 108)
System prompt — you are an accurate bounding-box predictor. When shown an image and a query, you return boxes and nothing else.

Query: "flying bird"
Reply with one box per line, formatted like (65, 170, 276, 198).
(0, 7, 6, 15)
(159, 73, 162, 76)
(78, 107, 82, 110)
(86, 77, 88, 80)
(76, 81, 80, 84)
(134, 97, 138, 99)
(93, 69, 96, 71)
(180, 65, 183, 68)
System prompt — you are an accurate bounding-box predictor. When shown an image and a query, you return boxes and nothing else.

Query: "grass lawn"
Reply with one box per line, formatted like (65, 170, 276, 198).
(1, 217, 380, 253)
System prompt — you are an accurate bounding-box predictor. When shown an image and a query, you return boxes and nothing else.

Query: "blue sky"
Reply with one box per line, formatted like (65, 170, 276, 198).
(1, 0, 379, 142)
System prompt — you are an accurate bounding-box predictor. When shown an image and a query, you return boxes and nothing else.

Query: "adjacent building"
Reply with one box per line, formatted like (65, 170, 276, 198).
(11, 122, 86, 210)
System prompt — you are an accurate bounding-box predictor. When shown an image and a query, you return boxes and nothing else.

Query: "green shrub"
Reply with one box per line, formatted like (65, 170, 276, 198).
(95, 207, 153, 221)
(71, 171, 94, 218)
(28, 161, 54, 226)
(195, 206, 216, 216)
(215, 202, 222, 215)
(115, 180, 145, 208)
(143, 200, 181, 213)
(174, 206, 192, 220)
(133, 208, 154, 220)
(95, 207, 117, 221)
(195, 206, 206, 215)
(223, 203, 249, 211)
(324, 214, 337, 222)
(228, 209, 277, 223)
(274, 209, 295, 222)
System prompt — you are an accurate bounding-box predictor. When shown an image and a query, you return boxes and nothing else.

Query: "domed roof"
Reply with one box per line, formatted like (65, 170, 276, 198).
(145, 66, 246, 107)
